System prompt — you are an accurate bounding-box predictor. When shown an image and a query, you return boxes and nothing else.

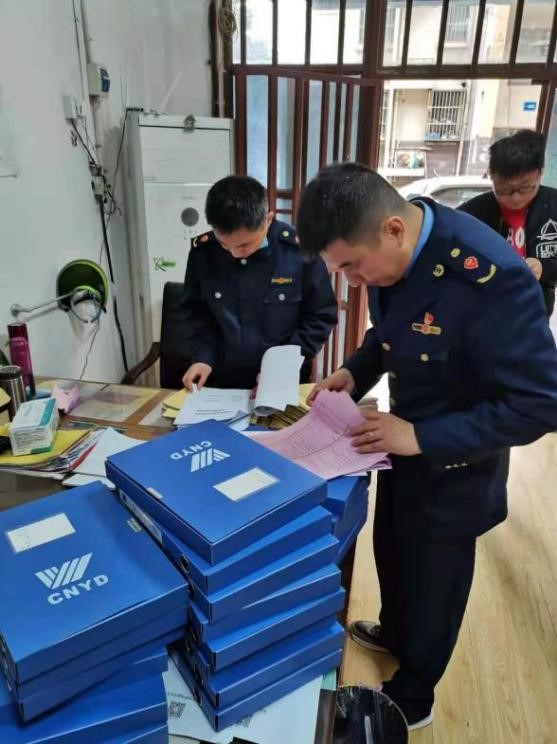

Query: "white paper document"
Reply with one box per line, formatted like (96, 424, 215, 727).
(164, 655, 321, 744)
(252, 345, 303, 416)
(175, 387, 252, 428)
(63, 428, 142, 488)
(174, 345, 304, 427)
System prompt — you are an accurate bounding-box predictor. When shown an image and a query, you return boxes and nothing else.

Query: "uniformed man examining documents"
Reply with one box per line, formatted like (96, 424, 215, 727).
(182, 175, 337, 390)
(296, 162, 557, 731)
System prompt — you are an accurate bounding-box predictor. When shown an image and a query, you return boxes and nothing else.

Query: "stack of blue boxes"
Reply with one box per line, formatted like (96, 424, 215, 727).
(0, 482, 189, 742)
(325, 475, 370, 563)
(107, 421, 346, 731)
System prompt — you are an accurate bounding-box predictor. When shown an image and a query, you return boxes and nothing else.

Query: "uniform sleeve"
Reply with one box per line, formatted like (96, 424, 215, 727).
(415, 266, 557, 463)
(181, 246, 219, 368)
(287, 257, 338, 358)
(342, 325, 384, 400)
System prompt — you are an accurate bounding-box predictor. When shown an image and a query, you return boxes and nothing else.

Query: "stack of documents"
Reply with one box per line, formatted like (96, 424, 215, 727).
(252, 390, 392, 479)
(0, 650, 169, 743)
(63, 427, 142, 488)
(106, 423, 344, 730)
(0, 423, 102, 480)
(0, 482, 189, 721)
(325, 475, 371, 563)
(175, 387, 253, 432)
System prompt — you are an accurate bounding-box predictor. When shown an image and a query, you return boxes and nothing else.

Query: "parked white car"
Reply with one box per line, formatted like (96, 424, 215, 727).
(398, 176, 492, 208)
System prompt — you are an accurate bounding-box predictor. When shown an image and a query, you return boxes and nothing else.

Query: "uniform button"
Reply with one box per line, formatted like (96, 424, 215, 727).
(388, 371, 397, 379)
(278, 293, 285, 301)
(389, 397, 396, 407)
(282, 230, 289, 237)
(382, 342, 391, 352)
(240, 258, 247, 265)
(214, 291, 222, 299)
(420, 353, 429, 362)
(450, 248, 461, 258)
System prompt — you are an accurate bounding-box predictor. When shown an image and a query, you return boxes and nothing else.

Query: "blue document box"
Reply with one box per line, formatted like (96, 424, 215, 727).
(107, 723, 168, 744)
(0, 673, 167, 743)
(334, 491, 368, 539)
(173, 647, 342, 731)
(189, 533, 338, 622)
(106, 422, 327, 564)
(337, 512, 368, 564)
(13, 604, 185, 700)
(324, 475, 369, 520)
(189, 620, 344, 708)
(15, 627, 180, 721)
(189, 564, 341, 644)
(120, 491, 333, 594)
(191, 587, 345, 670)
(0, 482, 187, 684)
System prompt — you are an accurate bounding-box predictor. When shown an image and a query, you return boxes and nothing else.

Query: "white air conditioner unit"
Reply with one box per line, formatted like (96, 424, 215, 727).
(124, 112, 234, 383)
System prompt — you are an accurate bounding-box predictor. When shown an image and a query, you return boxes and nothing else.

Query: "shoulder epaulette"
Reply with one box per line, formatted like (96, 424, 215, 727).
(443, 244, 499, 286)
(191, 231, 215, 248)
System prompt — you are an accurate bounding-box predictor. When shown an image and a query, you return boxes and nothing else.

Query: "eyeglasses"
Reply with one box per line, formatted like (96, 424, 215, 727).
(494, 183, 539, 198)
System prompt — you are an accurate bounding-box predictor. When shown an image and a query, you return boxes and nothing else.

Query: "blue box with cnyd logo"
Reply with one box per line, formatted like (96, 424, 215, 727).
(106, 421, 327, 565)
(0, 481, 188, 714)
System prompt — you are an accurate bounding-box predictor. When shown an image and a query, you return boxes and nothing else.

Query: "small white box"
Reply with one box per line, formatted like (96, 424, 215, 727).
(9, 399, 59, 456)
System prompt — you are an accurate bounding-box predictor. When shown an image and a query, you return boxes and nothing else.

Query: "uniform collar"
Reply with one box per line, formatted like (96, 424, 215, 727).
(405, 200, 434, 278)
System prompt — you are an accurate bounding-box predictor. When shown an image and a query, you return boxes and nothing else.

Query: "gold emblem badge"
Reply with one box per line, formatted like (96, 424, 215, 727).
(271, 277, 294, 285)
(412, 311, 442, 335)
(433, 264, 445, 278)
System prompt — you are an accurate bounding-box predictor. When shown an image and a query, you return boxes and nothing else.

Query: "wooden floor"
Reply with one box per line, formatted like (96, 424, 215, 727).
(339, 433, 557, 744)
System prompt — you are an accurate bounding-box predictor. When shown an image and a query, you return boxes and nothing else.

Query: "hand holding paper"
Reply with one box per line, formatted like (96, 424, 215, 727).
(252, 390, 391, 479)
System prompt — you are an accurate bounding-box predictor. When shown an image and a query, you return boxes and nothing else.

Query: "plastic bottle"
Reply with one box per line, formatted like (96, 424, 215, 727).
(7, 322, 36, 399)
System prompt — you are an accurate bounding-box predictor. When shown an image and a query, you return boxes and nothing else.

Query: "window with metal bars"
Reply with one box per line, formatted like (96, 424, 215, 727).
(446, 4, 471, 44)
(426, 89, 467, 141)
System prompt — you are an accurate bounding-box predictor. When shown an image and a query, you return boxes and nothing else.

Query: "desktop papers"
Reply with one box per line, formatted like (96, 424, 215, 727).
(174, 345, 304, 428)
(251, 390, 391, 480)
(175, 388, 252, 429)
(164, 655, 321, 744)
(64, 428, 142, 488)
(252, 345, 303, 416)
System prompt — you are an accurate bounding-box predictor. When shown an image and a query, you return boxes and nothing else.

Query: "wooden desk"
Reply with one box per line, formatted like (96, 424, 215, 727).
(0, 378, 343, 744)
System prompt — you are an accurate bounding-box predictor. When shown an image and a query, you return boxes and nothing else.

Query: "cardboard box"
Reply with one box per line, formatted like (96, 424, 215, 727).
(9, 399, 59, 456)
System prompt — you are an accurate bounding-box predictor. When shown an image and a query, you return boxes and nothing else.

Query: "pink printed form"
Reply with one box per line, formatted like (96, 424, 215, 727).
(252, 390, 391, 480)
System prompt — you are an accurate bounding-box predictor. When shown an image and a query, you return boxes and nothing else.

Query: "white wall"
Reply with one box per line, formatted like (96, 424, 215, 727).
(0, 0, 211, 382)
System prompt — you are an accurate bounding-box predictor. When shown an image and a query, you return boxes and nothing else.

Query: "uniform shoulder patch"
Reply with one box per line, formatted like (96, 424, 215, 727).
(276, 225, 298, 246)
(191, 231, 214, 249)
(445, 244, 498, 286)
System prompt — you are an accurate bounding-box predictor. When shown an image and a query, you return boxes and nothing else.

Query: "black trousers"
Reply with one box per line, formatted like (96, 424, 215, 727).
(373, 471, 476, 721)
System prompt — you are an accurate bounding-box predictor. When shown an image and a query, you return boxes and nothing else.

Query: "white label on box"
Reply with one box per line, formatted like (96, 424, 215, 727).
(214, 467, 278, 502)
(6, 513, 75, 553)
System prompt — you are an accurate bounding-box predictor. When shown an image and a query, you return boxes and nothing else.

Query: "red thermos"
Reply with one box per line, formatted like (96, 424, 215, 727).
(8, 322, 36, 399)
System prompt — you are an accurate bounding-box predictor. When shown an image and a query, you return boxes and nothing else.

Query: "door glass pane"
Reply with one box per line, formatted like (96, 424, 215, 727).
(408, 0, 441, 65)
(277, 78, 295, 189)
(379, 79, 541, 198)
(278, 0, 307, 63)
(246, 0, 273, 64)
(311, 0, 340, 64)
(232, 0, 241, 63)
(479, 1, 517, 64)
(382, 0, 406, 66)
(306, 81, 323, 182)
(516, 0, 554, 64)
(247, 77, 268, 185)
(443, 0, 479, 66)
(344, 0, 366, 64)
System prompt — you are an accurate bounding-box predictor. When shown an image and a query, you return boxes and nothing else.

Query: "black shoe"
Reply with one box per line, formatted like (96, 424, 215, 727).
(349, 620, 391, 653)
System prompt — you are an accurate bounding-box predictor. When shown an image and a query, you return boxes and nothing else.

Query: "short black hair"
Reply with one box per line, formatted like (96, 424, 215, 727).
(205, 175, 268, 232)
(296, 162, 409, 257)
(489, 130, 545, 179)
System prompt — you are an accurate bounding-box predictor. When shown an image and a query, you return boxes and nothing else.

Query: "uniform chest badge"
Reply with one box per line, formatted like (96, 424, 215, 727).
(412, 311, 442, 335)
(271, 276, 293, 285)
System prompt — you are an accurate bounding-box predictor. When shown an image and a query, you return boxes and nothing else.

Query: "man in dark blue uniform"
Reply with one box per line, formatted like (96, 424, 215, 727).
(297, 163, 557, 730)
(181, 175, 337, 390)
